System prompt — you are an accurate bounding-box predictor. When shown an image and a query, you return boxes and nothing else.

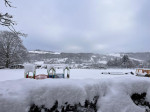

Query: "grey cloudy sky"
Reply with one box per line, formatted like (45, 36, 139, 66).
(1, 0, 150, 53)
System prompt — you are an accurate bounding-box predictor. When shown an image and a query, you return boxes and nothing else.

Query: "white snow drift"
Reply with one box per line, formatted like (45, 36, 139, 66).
(0, 75, 150, 112)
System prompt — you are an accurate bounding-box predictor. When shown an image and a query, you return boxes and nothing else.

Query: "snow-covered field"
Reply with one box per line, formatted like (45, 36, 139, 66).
(0, 68, 135, 81)
(0, 69, 150, 112)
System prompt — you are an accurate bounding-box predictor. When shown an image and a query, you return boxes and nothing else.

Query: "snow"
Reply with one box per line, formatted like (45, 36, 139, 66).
(97, 77, 149, 112)
(109, 53, 121, 57)
(24, 64, 36, 73)
(29, 50, 60, 54)
(92, 55, 96, 58)
(130, 57, 144, 62)
(108, 53, 144, 62)
(0, 68, 150, 112)
(34, 61, 44, 65)
(44, 58, 68, 64)
(29, 50, 51, 54)
(47, 65, 55, 71)
(47, 64, 69, 68)
(0, 69, 135, 81)
(99, 60, 107, 64)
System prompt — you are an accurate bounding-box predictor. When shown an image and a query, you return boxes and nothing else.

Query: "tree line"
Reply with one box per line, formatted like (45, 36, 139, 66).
(107, 55, 140, 68)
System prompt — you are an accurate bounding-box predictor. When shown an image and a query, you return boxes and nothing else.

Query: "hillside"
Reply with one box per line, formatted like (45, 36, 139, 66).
(28, 50, 111, 67)
(28, 50, 150, 68)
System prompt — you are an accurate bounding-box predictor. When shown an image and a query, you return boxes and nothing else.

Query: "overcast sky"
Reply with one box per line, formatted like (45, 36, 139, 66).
(0, 0, 150, 53)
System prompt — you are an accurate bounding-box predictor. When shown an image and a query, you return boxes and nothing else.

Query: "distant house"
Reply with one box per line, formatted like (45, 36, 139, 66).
(0, 66, 5, 69)
(136, 68, 150, 77)
(10, 64, 24, 69)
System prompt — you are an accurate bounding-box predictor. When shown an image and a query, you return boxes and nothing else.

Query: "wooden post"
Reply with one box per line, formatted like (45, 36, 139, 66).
(26, 73, 29, 78)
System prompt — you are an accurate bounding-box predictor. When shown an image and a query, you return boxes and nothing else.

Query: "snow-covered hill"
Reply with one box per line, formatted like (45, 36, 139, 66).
(28, 50, 111, 68)
(28, 50, 150, 68)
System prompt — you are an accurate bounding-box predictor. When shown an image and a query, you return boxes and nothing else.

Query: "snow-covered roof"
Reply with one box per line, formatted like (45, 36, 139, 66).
(24, 64, 36, 73)
(47, 65, 56, 71)
(63, 66, 70, 70)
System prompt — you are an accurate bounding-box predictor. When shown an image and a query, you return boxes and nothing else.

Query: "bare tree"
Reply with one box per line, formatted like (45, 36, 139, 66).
(0, 0, 26, 36)
(0, 1, 15, 30)
(0, 31, 28, 68)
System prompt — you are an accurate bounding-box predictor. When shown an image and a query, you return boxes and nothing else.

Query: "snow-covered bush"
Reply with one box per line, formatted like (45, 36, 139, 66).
(1, 76, 150, 112)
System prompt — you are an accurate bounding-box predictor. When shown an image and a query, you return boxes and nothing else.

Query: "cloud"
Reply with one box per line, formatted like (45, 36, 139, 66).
(1, 0, 150, 53)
